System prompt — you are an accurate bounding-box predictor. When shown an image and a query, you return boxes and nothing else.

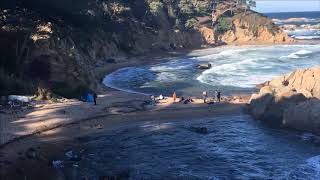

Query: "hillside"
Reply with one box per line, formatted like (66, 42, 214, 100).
(0, 0, 292, 98)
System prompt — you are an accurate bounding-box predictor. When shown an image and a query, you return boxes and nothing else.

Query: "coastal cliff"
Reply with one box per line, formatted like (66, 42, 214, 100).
(0, 0, 291, 98)
(248, 66, 320, 133)
(219, 12, 293, 44)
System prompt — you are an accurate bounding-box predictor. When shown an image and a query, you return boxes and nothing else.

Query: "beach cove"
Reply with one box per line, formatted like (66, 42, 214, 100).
(2, 41, 320, 179)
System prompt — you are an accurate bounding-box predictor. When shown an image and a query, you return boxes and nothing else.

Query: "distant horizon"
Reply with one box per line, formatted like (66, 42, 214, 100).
(263, 10, 320, 14)
(254, 0, 320, 13)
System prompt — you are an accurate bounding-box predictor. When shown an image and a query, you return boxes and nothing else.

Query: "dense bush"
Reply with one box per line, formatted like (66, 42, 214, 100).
(185, 18, 199, 30)
(215, 17, 233, 34)
(148, 1, 164, 15)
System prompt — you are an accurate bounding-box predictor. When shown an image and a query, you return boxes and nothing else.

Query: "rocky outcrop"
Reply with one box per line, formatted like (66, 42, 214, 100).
(218, 12, 294, 44)
(197, 63, 212, 69)
(248, 66, 320, 133)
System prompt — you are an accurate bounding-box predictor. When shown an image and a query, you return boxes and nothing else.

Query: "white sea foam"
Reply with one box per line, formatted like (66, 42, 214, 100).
(280, 49, 313, 59)
(102, 67, 151, 95)
(294, 36, 320, 40)
(273, 18, 320, 24)
(103, 45, 320, 94)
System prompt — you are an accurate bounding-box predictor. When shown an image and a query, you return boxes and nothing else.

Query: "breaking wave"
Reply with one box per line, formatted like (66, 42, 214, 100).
(280, 50, 313, 59)
(104, 45, 320, 96)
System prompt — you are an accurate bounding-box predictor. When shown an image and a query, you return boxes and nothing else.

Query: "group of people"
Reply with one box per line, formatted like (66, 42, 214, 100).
(150, 90, 222, 105)
(202, 90, 221, 103)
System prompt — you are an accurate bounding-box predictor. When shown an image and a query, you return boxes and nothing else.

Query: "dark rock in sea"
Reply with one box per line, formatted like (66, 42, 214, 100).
(99, 169, 130, 180)
(25, 147, 37, 159)
(191, 127, 208, 134)
(106, 58, 116, 63)
(197, 63, 212, 70)
(65, 150, 81, 161)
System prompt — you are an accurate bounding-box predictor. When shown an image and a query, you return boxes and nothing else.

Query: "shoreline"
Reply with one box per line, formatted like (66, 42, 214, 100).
(2, 40, 319, 147)
(0, 90, 248, 179)
(1, 40, 319, 179)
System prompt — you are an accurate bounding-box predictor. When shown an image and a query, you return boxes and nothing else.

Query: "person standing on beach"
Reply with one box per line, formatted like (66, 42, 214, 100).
(172, 91, 177, 102)
(93, 92, 98, 105)
(217, 91, 221, 103)
(215, 90, 218, 101)
(202, 91, 207, 103)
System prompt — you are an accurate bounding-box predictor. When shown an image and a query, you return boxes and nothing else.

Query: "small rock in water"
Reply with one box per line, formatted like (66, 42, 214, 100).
(25, 147, 37, 159)
(52, 160, 64, 168)
(106, 58, 116, 63)
(191, 126, 208, 134)
(65, 149, 81, 161)
(197, 63, 212, 70)
(95, 124, 103, 129)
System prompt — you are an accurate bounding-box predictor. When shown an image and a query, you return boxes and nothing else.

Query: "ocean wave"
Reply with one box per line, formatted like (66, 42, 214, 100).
(293, 35, 320, 40)
(195, 48, 251, 61)
(102, 67, 153, 95)
(280, 50, 313, 59)
(196, 58, 274, 88)
(103, 45, 320, 94)
(273, 18, 320, 24)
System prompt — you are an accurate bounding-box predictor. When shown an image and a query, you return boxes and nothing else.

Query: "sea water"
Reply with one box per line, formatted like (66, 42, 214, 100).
(68, 116, 320, 179)
(267, 11, 320, 40)
(104, 12, 320, 97)
(103, 44, 320, 96)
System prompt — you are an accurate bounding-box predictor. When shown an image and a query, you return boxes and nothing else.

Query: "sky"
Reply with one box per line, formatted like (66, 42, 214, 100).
(254, 0, 320, 13)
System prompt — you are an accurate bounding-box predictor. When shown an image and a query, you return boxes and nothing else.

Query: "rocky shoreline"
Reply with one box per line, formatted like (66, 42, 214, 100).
(247, 66, 320, 134)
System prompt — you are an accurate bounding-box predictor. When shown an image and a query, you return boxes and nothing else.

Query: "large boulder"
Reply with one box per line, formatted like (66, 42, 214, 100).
(249, 88, 307, 125)
(248, 66, 320, 133)
(283, 99, 320, 132)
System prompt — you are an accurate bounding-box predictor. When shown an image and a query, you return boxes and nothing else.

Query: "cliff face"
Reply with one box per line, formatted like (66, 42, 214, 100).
(218, 12, 294, 44)
(248, 66, 320, 134)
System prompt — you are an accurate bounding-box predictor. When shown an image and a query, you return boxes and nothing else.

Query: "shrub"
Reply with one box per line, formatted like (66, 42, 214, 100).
(149, 1, 164, 15)
(178, 0, 194, 15)
(194, 1, 211, 15)
(215, 17, 233, 34)
(185, 18, 199, 30)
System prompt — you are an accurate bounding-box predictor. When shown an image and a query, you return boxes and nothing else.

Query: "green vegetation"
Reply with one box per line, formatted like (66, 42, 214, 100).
(215, 17, 233, 34)
(185, 18, 199, 30)
(149, 1, 164, 15)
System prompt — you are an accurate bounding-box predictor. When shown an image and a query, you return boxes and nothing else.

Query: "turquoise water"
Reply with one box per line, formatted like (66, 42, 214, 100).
(103, 44, 320, 97)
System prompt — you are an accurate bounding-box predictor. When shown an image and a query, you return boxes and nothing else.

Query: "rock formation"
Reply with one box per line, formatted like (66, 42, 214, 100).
(248, 66, 320, 133)
(218, 12, 294, 44)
